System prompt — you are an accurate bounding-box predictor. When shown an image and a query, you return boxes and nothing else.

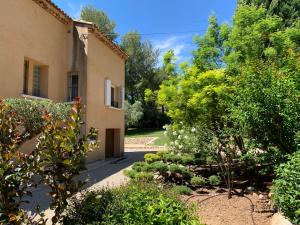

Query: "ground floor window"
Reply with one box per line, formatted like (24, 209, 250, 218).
(32, 65, 41, 97)
(68, 74, 79, 101)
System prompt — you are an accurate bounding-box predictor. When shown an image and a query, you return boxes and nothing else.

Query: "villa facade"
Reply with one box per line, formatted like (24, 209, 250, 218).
(0, 0, 127, 162)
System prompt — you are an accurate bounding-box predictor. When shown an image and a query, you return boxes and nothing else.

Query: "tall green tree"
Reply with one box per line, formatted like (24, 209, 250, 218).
(226, 4, 300, 153)
(192, 15, 231, 72)
(80, 6, 118, 41)
(120, 31, 160, 103)
(239, 0, 300, 27)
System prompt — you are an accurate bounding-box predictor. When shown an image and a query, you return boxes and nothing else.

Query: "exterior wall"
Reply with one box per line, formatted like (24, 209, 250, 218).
(0, 0, 72, 102)
(86, 34, 125, 162)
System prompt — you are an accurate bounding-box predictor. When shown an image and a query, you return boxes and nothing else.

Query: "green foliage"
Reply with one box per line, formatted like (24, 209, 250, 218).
(193, 15, 231, 72)
(150, 161, 168, 174)
(80, 5, 118, 40)
(162, 49, 177, 76)
(191, 176, 206, 186)
(163, 123, 217, 155)
(125, 100, 143, 128)
(131, 162, 152, 172)
(172, 185, 193, 195)
(226, 4, 300, 153)
(208, 175, 222, 186)
(272, 151, 300, 224)
(5, 98, 70, 144)
(121, 32, 159, 103)
(169, 164, 193, 180)
(35, 100, 98, 224)
(64, 183, 201, 225)
(239, 0, 300, 27)
(0, 100, 36, 224)
(144, 153, 161, 163)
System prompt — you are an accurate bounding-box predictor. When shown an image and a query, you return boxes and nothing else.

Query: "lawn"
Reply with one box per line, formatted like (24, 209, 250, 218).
(125, 128, 168, 146)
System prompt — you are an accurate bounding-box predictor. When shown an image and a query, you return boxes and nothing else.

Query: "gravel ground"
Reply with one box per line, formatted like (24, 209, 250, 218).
(185, 189, 273, 225)
(125, 137, 157, 145)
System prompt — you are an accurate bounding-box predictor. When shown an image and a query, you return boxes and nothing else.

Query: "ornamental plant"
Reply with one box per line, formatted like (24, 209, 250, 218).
(272, 151, 300, 224)
(35, 99, 98, 225)
(0, 99, 37, 225)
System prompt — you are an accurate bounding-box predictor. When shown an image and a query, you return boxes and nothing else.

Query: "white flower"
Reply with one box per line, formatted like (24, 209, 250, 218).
(175, 140, 179, 145)
(162, 125, 167, 130)
(180, 121, 183, 125)
(179, 145, 183, 149)
(179, 129, 184, 134)
(178, 135, 182, 140)
(191, 127, 197, 133)
(173, 131, 177, 136)
(184, 135, 188, 139)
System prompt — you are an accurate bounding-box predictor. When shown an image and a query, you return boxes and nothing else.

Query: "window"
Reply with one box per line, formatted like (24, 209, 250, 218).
(32, 66, 41, 97)
(105, 79, 124, 109)
(68, 74, 79, 101)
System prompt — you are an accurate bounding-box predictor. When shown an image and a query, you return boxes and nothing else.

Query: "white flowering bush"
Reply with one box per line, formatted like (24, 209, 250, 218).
(163, 123, 217, 157)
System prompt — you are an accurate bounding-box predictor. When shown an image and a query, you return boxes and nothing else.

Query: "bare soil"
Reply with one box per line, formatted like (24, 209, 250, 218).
(184, 188, 274, 225)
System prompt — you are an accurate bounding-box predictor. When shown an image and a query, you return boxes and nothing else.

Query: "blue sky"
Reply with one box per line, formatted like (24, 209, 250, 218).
(52, 0, 237, 65)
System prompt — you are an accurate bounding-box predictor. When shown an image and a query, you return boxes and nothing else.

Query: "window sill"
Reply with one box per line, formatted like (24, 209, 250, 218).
(20, 94, 49, 101)
(107, 106, 123, 111)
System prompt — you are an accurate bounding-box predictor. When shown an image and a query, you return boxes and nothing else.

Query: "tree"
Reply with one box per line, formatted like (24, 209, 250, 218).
(192, 15, 231, 72)
(239, 0, 300, 27)
(121, 31, 160, 103)
(226, 4, 300, 153)
(125, 101, 143, 128)
(80, 6, 118, 41)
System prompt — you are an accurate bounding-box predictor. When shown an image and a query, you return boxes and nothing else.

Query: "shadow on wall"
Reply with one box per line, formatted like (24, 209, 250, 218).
(22, 150, 156, 212)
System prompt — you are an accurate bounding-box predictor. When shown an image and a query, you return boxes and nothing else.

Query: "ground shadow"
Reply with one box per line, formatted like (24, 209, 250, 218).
(23, 150, 155, 212)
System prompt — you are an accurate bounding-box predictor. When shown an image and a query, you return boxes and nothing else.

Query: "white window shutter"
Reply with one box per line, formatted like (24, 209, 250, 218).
(105, 79, 111, 106)
(121, 87, 125, 109)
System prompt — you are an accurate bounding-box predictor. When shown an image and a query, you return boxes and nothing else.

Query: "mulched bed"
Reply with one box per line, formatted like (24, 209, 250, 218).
(184, 188, 274, 225)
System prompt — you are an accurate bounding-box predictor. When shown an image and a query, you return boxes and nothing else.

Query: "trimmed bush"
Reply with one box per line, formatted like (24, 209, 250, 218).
(150, 161, 168, 174)
(132, 162, 152, 172)
(163, 153, 182, 163)
(135, 172, 154, 182)
(272, 151, 300, 224)
(144, 153, 161, 163)
(63, 183, 201, 225)
(208, 175, 222, 186)
(169, 164, 193, 180)
(191, 176, 206, 186)
(172, 185, 193, 195)
(181, 155, 195, 165)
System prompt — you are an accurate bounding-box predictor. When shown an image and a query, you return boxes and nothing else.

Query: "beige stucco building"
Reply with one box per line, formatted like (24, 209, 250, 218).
(0, 0, 127, 162)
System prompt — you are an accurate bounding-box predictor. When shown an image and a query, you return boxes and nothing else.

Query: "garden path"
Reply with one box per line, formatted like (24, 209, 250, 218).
(23, 149, 155, 223)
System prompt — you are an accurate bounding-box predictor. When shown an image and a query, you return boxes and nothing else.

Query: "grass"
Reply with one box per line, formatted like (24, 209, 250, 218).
(125, 128, 168, 146)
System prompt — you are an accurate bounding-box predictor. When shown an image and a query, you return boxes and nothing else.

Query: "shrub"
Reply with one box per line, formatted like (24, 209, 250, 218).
(191, 176, 206, 186)
(208, 175, 222, 186)
(63, 183, 201, 225)
(150, 161, 168, 174)
(272, 151, 300, 224)
(181, 154, 195, 165)
(132, 162, 152, 172)
(172, 185, 193, 195)
(162, 153, 182, 163)
(5, 98, 70, 141)
(144, 153, 161, 163)
(35, 100, 98, 224)
(169, 164, 193, 180)
(134, 172, 154, 182)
